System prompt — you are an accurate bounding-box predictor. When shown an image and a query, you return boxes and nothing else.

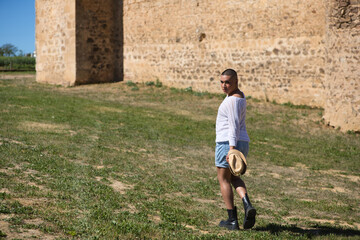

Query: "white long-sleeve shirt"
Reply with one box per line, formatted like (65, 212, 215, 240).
(215, 95, 250, 146)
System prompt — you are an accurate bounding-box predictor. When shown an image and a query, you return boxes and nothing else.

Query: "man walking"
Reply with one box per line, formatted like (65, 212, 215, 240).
(215, 69, 256, 230)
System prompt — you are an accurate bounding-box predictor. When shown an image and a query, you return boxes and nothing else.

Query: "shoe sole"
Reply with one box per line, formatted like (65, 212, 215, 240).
(243, 208, 256, 229)
(226, 224, 240, 230)
(219, 222, 240, 230)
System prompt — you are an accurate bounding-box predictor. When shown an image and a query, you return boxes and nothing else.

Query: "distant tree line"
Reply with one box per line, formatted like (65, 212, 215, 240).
(0, 43, 35, 71)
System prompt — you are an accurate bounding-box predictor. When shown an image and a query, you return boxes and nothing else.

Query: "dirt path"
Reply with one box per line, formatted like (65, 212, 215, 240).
(0, 73, 35, 79)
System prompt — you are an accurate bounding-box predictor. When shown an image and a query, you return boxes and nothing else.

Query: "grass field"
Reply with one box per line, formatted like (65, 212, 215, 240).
(0, 76, 359, 239)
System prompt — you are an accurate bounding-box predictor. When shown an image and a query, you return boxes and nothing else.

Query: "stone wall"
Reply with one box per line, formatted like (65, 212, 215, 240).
(36, 0, 122, 86)
(324, 0, 360, 132)
(123, 0, 326, 107)
(36, 0, 76, 86)
(35, 0, 360, 131)
(76, 0, 123, 84)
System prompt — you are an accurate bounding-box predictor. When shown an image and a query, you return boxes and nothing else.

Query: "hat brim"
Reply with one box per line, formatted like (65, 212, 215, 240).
(228, 149, 247, 176)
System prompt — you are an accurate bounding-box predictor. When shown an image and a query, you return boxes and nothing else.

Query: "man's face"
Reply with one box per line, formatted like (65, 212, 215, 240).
(220, 75, 237, 94)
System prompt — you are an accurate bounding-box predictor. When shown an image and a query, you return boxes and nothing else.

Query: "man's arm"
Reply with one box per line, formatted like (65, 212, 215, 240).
(226, 146, 236, 163)
(226, 98, 240, 163)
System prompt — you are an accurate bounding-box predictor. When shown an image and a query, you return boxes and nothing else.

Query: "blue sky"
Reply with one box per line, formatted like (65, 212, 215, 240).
(0, 0, 35, 54)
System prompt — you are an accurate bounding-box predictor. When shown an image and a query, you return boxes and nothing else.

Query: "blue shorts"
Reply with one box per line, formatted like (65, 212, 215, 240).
(215, 141, 249, 168)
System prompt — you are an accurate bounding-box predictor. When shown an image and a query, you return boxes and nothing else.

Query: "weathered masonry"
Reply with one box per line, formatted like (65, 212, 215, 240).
(36, 0, 360, 132)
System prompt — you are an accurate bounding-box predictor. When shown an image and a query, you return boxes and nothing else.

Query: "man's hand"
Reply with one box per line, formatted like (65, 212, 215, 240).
(226, 146, 235, 163)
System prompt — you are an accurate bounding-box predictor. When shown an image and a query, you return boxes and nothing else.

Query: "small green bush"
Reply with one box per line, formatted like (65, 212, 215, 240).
(126, 81, 137, 87)
(184, 86, 192, 92)
(155, 79, 162, 88)
(0, 230, 7, 238)
(145, 81, 155, 86)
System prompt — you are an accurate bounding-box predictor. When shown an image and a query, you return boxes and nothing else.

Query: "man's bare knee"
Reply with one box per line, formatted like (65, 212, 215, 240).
(231, 175, 245, 188)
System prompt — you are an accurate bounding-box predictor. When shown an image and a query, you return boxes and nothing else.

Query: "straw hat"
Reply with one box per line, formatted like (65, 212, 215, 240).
(228, 149, 247, 176)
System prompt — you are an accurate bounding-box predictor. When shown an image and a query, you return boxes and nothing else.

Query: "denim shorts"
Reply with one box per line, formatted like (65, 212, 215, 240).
(215, 141, 249, 168)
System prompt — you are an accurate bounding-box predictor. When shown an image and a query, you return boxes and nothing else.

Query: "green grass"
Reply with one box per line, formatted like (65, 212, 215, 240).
(0, 77, 359, 239)
(281, 101, 323, 110)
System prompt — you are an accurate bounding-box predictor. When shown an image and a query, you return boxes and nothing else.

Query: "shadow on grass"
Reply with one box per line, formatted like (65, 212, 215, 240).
(256, 223, 360, 238)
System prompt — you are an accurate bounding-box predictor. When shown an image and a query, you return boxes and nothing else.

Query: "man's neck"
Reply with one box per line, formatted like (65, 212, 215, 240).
(228, 88, 240, 96)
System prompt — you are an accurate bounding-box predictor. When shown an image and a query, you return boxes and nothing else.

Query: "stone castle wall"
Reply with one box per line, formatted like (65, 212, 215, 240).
(123, 0, 327, 107)
(76, 0, 123, 84)
(35, 0, 360, 131)
(36, 0, 122, 86)
(36, 0, 76, 86)
(324, 0, 360, 132)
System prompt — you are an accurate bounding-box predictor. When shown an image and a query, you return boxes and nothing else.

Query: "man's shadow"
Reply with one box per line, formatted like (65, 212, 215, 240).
(256, 223, 360, 238)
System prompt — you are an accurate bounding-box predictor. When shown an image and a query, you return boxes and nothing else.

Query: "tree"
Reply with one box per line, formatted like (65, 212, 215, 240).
(0, 43, 18, 56)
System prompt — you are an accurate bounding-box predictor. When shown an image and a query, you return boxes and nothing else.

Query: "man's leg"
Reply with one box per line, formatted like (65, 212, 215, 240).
(217, 167, 239, 230)
(231, 175, 247, 199)
(231, 175, 256, 229)
(217, 167, 234, 209)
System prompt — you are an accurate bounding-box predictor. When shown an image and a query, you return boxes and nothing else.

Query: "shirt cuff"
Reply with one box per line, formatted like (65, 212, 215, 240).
(229, 139, 236, 147)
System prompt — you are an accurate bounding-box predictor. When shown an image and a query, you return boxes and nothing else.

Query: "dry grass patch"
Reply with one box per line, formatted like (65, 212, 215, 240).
(1, 226, 57, 240)
(14, 198, 49, 208)
(19, 121, 72, 134)
(0, 74, 35, 80)
(0, 137, 28, 147)
(95, 176, 134, 195)
(110, 179, 134, 194)
(93, 106, 124, 113)
(319, 169, 360, 183)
